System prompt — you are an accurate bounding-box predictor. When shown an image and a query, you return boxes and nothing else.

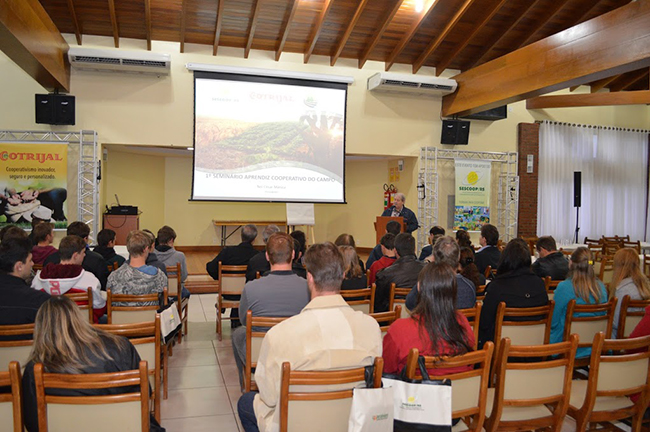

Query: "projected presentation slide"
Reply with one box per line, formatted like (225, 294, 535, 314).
(192, 73, 347, 203)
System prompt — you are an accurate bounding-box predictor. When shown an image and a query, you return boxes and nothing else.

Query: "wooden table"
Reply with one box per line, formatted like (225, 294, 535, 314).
(212, 220, 287, 246)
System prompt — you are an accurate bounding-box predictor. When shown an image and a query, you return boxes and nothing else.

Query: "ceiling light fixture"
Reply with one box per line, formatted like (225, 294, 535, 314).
(415, 0, 425, 13)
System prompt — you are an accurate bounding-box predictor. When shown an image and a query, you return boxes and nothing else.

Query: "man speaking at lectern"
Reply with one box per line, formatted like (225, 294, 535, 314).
(381, 192, 418, 234)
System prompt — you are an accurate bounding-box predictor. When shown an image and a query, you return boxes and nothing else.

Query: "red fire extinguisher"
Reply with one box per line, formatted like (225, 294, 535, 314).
(383, 184, 397, 210)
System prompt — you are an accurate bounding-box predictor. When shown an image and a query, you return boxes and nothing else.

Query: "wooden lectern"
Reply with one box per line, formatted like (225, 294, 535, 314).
(103, 214, 139, 245)
(375, 216, 405, 244)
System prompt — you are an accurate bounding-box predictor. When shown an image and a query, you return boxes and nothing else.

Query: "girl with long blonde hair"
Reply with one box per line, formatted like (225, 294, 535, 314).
(338, 245, 368, 292)
(610, 248, 650, 337)
(550, 247, 607, 357)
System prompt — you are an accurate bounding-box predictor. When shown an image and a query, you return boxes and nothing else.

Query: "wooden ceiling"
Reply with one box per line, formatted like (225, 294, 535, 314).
(36, 0, 649, 92)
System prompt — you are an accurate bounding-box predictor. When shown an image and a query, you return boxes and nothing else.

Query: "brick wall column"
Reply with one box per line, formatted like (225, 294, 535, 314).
(517, 123, 540, 238)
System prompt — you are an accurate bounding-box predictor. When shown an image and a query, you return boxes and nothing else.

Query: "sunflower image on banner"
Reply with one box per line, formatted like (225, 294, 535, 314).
(0, 144, 68, 229)
(454, 159, 491, 231)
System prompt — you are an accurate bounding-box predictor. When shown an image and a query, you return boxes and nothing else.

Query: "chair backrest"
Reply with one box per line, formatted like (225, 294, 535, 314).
(405, 343, 494, 432)
(458, 302, 482, 350)
(599, 256, 615, 287)
(0, 324, 34, 368)
(278, 357, 383, 432)
(340, 285, 375, 314)
(644, 255, 650, 278)
(388, 283, 411, 318)
(219, 262, 247, 295)
(476, 284, 487, 302)
(617, 295, 650, 339)
(0, 361, 23, 432)
(369, 305, 402, 338)
(484, 265, 493, 279)
(94, 316, 162, 421)
(166, 263, 181, 298)
(576, 332, 650, 424)
(106, 288, 167, 324)
(63, 290, 94, 323)
(584, 237, 602, 246)
(563, 298, 616, 351)
(34, 361, 150, 432)
(245, 311, 289, 392)
(486, 335, 578, 432)
(32, 263, 43, 272)
(621, 240, 641, 254)
(495, 301, 554, 346)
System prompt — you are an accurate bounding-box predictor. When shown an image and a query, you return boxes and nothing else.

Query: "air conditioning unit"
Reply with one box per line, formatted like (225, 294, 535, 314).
(68, 47, 171, 75)
(367, 72, 457, 96)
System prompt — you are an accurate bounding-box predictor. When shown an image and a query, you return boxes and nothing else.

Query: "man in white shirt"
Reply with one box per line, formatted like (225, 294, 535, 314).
(237, 242, 382, 432)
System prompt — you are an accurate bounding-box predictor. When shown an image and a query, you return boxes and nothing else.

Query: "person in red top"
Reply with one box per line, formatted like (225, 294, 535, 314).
(383, 261, 475, 376)
(368, 233, 397, 286)
(30, 222, 57, 265)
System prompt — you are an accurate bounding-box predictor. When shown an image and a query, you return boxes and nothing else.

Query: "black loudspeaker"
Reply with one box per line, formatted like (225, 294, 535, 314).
(35, 94, 76, 125)
(441, 120, 470, 145)
(574, 171, 582, 208)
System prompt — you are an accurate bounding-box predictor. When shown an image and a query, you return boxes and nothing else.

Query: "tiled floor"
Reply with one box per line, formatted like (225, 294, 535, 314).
(162, 293, 243, 432)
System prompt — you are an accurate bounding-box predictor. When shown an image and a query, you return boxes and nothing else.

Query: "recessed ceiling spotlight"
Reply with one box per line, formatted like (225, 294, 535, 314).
(187, 147, 194, 151)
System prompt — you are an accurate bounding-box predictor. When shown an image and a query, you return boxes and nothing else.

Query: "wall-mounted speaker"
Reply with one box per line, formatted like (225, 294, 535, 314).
(441, 119, 470, 145)
(35, 94, 76, 125)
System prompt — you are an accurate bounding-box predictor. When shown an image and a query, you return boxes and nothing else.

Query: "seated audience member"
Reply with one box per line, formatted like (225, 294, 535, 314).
(31, 222, 57, 265)
(551, 247, 607, 357)
(383, 262, 474, 375)
(334, 233, 365, 272)
(21, 296, 163, 432)
(339, 246, 368, 291)
(459, 246, 486, 288)
(474, 224, 501, 275)
(418, 226, 446, 260)
(405, 236, 476, 311)
(1, 225, 29, 243)
(107, 230, 167, 307)
(43, 221, 109, 290)
(207, 224, 259, 327)
(479, 239, 548, 348)
(609, 248, 650, 338)
(456, 229, 473, 249)
(245, 225, 281, 282)
(232, 233, 309, 390)
(366, 220, 402, 269)
(153, 225, 190, 298)
(237, 242, 381, 432)
(32, 235, 106, 323)
(375, 233, 426, 312)
(93, 229, 125, 270)
(290, 230, 306, 265)
(0, 237, 50, 329)
(139, 229, 167, 275)
(290, 235, 307, 279)
(381, 192, 419, 234)
(531, 236, 569, 280)
(368, 233, 396, 286)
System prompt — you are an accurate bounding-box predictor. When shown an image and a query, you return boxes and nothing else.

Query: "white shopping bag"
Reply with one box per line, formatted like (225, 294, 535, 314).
(348, 386, 394, 432)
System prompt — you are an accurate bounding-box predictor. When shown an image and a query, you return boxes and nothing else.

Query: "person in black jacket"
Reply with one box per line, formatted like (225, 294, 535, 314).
(474, 223, 501, 275)
(381, 193, 419, 234)
(418, 226, 446, 261)
(42, 221, 109, 290)
(245, 225, 281, 282)
(531, 236, 569, 280)
(21, 296, 164, 432)
(0, 237, 50, 332)
(478, 238, 549, 348)
(375, 233, 426, 312)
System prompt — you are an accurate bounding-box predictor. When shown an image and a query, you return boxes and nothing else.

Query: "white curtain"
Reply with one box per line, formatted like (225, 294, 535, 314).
(537, 121, 649, 243)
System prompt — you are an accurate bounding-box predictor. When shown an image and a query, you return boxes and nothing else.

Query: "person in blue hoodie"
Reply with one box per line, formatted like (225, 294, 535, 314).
(550, 247, 608, 358)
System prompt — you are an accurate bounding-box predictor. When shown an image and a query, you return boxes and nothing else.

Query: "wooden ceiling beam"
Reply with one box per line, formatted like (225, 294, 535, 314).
(609, 68, 650, 92)
(468, 0, 543, 69)
(304, 0, 335, 63)
(358, 0, 402, 69)
(180, 0, 188, 53)
(442, 0, 650, 117)
(385, 0, 437, 71)
(527, 90, 650, 109)
(512, 0, 572, 50)
(412, 0, 475, 74)
(245, 0, 262, 59)
(107, 0, 119, 47)
(590, 75, 621, 93)
(66, 0, 82, 45)
(568, 0, 602, 27)
(275, 0, 299, 61)
(435, 0, 507, 76)
(144, 0, 151, 50)
(213, 0, 224, 56)
(0, 0, 70, 91)
(331, 0, 369, 66)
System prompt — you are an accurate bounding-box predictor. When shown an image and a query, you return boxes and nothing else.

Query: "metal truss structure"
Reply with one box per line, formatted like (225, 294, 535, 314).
(417, 148, 519, 248)
(0, 130, 100, 241)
